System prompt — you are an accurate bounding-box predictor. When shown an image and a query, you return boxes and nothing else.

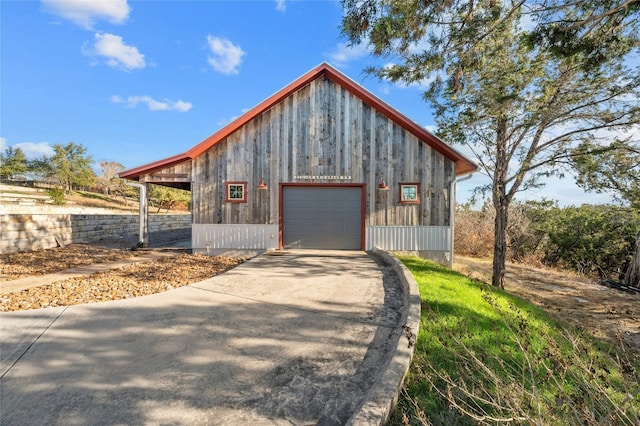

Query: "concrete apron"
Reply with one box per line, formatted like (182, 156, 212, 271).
(0, 250, 407, 425)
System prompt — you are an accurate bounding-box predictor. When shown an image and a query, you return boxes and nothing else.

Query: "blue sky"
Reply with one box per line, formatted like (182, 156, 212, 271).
(0, 0, 621, 205)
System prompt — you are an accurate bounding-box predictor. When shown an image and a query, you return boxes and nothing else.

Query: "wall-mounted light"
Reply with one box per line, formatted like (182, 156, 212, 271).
(257, 178, 268, 190)
(378, 179, 389, 191)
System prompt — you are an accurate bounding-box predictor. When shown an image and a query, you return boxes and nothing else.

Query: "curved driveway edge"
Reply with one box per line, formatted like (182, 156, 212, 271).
(348, 248, 421, 425)
(1, 250, 416, 425)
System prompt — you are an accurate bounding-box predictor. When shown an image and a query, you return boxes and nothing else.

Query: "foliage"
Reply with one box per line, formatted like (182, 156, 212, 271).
(50, 142, 96, 192)
(392, 255, 640, 425)
(571, 139, 640, 209)
(540, 204, 640, 279)
(0, 146, 28, 179)
(148, 184, 191, 212)
(97, 161, 126, 196)
(28, 157, 55, 181)
(46, 187, 66, 205)
(340, 0, 640, 288)
(454, 202, 494, 257)
(32, 142, 96, 193)
(455, 201, 640, 279)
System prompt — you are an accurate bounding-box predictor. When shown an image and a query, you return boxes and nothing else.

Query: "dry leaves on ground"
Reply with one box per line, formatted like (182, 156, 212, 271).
(0, 254, 243, 312)
(1, 245, 137, 281)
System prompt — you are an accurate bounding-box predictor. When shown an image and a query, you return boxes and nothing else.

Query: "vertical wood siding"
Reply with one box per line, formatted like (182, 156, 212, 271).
(189, 76, 455, 229)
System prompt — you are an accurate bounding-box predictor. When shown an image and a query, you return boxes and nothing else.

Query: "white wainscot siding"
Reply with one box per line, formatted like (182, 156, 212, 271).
(366, 226, 450, 251)
(193, 224, 279, 250)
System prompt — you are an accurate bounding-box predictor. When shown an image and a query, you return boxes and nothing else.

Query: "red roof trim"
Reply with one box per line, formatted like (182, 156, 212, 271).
(320, 65, 476, 175)
(119, 63, 476, 180)
(185, 63, 329, 159)
(119, 153, 190, 180)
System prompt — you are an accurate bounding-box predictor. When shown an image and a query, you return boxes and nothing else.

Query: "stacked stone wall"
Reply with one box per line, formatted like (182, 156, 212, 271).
(0, 214, 190, 254)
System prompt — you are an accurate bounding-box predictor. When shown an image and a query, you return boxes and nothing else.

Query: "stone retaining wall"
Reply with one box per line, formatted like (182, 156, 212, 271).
(0, 214, 191, 254)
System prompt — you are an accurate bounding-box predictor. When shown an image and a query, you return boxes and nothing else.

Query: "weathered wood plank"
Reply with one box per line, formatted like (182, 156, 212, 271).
(190, 76, 456, 228)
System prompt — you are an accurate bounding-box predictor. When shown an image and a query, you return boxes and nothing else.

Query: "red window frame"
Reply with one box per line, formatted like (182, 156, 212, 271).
(399, 182, 420, 204)
(225, 181, 247, 203)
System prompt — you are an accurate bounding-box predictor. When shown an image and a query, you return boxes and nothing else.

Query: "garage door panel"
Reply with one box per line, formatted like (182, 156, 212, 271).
(283, 186, 362, 250)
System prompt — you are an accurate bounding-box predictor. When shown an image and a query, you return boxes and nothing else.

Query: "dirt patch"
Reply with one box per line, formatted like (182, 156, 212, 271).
(0, 246, 243, 312)
(454, 256, 640, 354)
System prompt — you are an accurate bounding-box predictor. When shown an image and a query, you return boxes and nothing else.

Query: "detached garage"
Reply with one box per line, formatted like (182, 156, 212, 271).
(120, 63, 476, 260)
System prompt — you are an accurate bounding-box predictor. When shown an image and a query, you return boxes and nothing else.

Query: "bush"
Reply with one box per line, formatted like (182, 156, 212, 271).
(540, 205, 640, 278)
(454, 202, 494, 257)
(46, 187, 66, 205)
(455, 201, 639, 279)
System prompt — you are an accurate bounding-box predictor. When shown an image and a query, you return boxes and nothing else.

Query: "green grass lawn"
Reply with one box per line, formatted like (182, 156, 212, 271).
(391, 255, 640, 425)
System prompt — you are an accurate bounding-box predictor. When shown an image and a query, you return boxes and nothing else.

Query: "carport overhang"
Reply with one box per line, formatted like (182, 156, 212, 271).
(119, 155, 192, 191)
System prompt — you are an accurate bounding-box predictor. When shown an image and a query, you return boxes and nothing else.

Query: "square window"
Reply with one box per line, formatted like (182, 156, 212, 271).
(225, 182, 247, 203)
(399, 183, 420, 204)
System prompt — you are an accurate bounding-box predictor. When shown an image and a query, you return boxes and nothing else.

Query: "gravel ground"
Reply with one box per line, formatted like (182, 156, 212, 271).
(0, 245, 243, 312)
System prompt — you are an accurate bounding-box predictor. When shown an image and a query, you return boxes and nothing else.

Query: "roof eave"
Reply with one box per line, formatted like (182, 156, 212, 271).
(120, 62, 477, 178)
(185, 63, 329, 159)
(119, 153, 191, 180)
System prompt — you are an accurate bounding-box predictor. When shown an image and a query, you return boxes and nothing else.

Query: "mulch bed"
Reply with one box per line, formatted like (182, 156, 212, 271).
(0, 247, 243, 312)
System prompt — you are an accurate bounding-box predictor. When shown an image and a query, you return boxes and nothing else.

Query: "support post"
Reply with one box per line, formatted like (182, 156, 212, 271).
(126, 181, 148, 248)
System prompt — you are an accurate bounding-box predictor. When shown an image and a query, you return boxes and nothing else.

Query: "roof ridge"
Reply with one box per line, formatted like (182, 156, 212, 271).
(120, 63, 476, 179)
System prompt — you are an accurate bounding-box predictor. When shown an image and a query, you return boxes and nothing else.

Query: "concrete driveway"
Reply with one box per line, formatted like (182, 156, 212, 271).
(1, 250, 407, 425)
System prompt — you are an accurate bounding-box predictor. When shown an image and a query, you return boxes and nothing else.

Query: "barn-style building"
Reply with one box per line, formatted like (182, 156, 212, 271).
(119, 63, 476, 260)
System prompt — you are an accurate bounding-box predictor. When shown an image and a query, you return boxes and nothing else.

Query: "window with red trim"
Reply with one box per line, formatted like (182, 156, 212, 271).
(225, 182, 247, 203)
(399, 183, 420, 204)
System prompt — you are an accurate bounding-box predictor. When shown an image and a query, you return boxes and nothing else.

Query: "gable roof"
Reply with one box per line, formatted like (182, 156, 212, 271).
(119, 63, 476, 180)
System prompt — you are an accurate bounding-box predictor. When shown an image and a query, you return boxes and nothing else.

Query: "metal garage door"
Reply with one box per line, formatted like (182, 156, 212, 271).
(283, 186, 362, 250)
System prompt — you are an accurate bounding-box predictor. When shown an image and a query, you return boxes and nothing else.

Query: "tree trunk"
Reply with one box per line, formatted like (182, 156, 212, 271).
(623, 231, 640, 288)
(491, 117, 510, 289)
(492, 201, 509, 289)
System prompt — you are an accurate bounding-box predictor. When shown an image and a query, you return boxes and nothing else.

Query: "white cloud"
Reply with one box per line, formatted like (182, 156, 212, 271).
(88, 33, 145, 71)
(0, 137, 7, 152)
(423, 125, 438, 134)
(111, 95, 192, 112)
(206, 36, 245, 75)
(42, 0, 130, 30)
(326, 42, 369, 67)
(12, 142, 55, 159)
(275, 0, 286, 12)
(217, 108, 251, 127)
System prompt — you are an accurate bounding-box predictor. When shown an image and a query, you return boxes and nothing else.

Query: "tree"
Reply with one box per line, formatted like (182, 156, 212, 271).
(49, 142, 96, 193)
(341, 0, 640, 288)
(97, 160, 125, 196)
(571, 139, 640, 209)
(0, 146, 28, 179)
(569, 112, 639, 289)
(148, 184, 191, 212)
(28, 157, 54, 181)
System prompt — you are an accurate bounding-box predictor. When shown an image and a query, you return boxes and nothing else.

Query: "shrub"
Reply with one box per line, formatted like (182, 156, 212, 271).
(540, 205, 640, 278)
(46, 187, 66, 205)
